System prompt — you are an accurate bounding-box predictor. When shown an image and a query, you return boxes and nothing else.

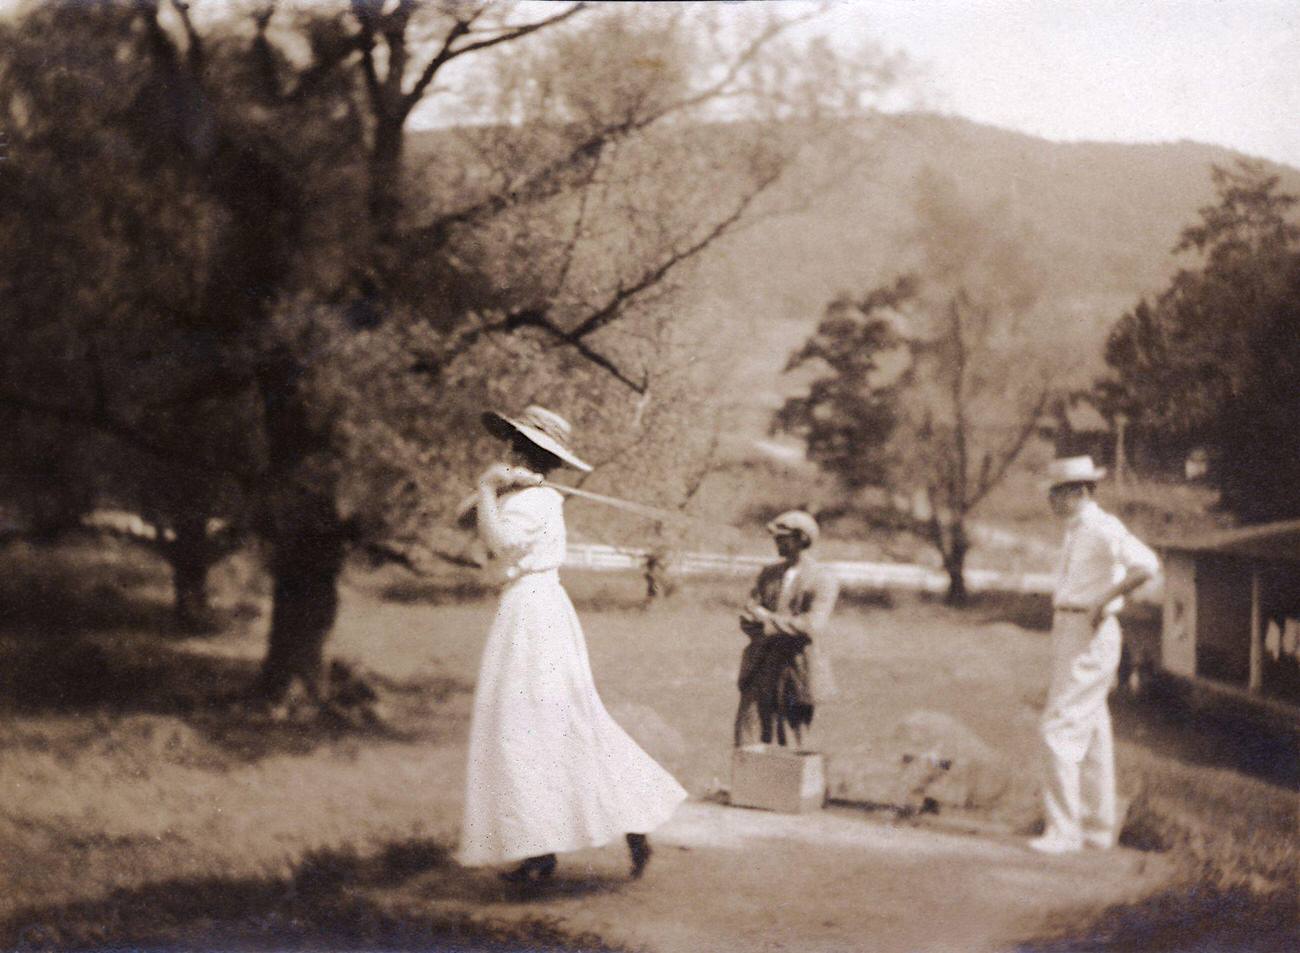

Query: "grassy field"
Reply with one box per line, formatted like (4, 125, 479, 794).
(0, 537, 1294, 952)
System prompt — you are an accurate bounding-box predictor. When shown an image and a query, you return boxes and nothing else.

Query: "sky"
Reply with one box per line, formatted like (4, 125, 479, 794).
(2, 0, 1295, 168)
(799, 0, 1300, 168)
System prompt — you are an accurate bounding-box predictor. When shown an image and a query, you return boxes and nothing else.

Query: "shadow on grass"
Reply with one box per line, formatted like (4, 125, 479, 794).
(378, 575, 496, 606)
(1112, 682, 1299, 791)
(0, 539, 472, 762)
(0, 533, 268, 637)
(0, 633, 256, 716)
(0, 632, 470, 762)
(1021, 883, 1298, 953)
(0, 539, 177, 636)
(963, 590, 1056, 632)
(0, 839, 631, 953)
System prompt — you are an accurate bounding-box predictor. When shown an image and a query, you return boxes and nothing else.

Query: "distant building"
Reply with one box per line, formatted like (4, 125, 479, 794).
(1146, 520, 1300, 710)
(1042, 399, 1111, 463)
(1038, 398, 1197, 482)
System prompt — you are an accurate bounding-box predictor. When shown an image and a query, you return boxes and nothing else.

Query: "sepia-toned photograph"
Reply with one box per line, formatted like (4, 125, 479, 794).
(0, 1, 1296, 951)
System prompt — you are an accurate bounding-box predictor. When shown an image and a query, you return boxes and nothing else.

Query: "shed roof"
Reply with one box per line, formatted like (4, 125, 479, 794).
(1155, 519, 1300, 563)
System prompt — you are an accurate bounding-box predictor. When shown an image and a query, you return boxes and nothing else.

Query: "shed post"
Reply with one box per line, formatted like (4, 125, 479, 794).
(1249, 567, 1262, 693)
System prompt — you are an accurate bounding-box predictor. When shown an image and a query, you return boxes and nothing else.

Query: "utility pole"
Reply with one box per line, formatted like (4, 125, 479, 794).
(1114, 413, 1128, 488)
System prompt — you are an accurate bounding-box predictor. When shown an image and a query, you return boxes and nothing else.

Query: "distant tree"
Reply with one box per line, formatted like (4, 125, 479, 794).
(774, 278, 912, 490)
(777, 171, 1056, 603)
(1096, 160, 1300, 522)
(896, 293, 1053, 604)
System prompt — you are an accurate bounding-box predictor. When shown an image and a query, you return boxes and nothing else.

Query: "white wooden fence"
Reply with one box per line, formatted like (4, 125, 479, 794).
(564, 543, 1057, 595)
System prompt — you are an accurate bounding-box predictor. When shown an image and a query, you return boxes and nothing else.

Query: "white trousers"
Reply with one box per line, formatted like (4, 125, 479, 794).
(1039, 612, 1121, 848)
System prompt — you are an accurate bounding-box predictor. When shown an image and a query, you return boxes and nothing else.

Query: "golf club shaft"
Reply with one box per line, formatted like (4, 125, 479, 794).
(541, 481, 717, 529)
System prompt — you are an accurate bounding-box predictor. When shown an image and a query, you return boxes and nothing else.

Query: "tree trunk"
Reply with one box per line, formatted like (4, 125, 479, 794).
(643, 551, 669, 602)
(254, 353, 347, 703)
(942, 551, 969, 606)
(256, 500, 345, 701)
(168, 513, 219, 632)
(940, 518, 970, 607)
(368, 116, 404, 239)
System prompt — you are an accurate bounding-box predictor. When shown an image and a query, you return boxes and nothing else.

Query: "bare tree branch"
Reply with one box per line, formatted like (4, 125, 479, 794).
(430, 150, 781, 394)
(415, 6, 811, 249)
(416, 123, 619, 247)
(428, 307, 646, 393)
(657, 13, 795, 116)
(401, 9, 476, 108)
(565, 162, 781, 342)
(968, 382, 1053, 511)
(550, 147, 602, 298)
(550, 335, 646, 393)
(403, 2, 586, 114)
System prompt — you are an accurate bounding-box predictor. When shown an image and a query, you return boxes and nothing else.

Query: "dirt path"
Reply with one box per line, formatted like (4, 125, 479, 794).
(372, 800, 1171, 953)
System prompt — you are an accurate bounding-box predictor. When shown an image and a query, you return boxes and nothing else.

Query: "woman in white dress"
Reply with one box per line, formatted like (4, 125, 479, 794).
(457, 405, 687, 884)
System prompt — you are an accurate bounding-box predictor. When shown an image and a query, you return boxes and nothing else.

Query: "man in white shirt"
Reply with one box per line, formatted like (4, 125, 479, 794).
(1033, 456, 1160, 854)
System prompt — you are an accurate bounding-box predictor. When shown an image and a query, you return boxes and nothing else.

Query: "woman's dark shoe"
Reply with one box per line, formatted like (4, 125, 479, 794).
(499, 853, 557, 884)
(626, 833, 652, 879)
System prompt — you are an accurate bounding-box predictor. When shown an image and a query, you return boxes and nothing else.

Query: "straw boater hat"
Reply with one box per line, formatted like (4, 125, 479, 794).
(1045, 455, 1107, 490)
(766, 510, 819, 547)
(481, 405, 592, 472)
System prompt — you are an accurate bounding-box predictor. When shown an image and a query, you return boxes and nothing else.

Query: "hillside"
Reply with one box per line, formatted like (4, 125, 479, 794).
(685, 113, 1300, 435)
(406, 113, 1299, 526)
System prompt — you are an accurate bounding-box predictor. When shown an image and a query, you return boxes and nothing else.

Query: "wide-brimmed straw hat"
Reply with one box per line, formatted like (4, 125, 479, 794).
(1044, 455, 1107, 490)
(481, 405, 592, 472)
(766, 510, 819, 547)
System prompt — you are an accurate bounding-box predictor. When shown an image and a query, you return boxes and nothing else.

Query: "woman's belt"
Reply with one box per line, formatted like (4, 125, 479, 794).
(499, 565, 561, 585)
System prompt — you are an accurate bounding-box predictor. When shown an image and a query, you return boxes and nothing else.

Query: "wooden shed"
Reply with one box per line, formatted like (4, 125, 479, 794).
(1153, 520, 1300, 709)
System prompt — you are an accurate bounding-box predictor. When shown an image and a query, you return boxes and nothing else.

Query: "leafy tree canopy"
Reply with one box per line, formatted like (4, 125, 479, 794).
(1097, 161, 1300, 523)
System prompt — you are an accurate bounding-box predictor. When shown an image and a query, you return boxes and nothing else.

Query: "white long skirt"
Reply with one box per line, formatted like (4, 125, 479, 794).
(457, 569, 687, 867)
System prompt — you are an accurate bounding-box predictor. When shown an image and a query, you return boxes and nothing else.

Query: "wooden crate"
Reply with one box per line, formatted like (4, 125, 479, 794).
(730, 745, 827, 814)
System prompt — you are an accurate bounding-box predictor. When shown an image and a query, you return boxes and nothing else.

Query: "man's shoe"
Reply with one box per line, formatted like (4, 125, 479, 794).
(1028, 834, 1082, 855)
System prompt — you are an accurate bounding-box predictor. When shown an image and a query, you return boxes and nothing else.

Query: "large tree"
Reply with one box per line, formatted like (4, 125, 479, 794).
(1096, 160, 1300, 523)
(1, 1, 888, 699)
(0, 0, 282, 626)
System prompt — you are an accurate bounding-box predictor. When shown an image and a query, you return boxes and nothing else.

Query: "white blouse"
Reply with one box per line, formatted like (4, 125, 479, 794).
(486, 486, 567, 580)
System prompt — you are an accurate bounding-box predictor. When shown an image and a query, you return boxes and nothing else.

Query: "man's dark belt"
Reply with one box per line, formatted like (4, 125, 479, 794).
(1053, 605, 1090, 613)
